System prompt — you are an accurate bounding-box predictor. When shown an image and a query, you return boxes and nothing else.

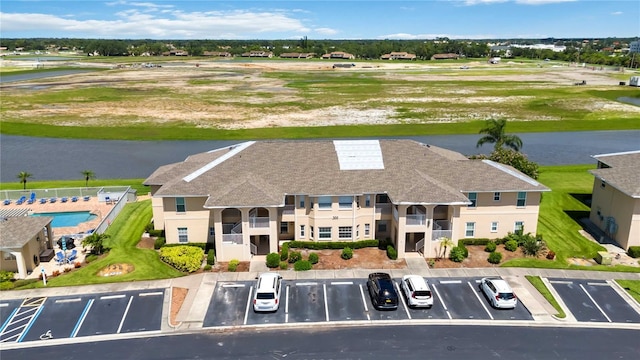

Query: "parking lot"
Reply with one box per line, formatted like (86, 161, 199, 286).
(202, 277, 533, 328)
(548, 279, 640, 323)
(0, 289, 165, 343)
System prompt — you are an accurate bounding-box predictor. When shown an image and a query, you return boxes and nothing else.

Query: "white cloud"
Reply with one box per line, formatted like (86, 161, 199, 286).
(463, 0, 576, 4)
(314, 27, 339, 35)
(611, 11, 623, 15)
(378, 33, 497, 40)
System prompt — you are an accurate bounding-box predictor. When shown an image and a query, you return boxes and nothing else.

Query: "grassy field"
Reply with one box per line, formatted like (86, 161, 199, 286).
(0, 178, 149, 196)
(616, 280, 640, 303)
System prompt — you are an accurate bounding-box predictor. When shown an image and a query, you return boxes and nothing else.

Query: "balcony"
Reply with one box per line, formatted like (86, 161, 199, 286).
(406, 214, 426, 226)
(432, 230, 452, 241)
(249, 217, 270, 228)
(222, 234, 243, 244)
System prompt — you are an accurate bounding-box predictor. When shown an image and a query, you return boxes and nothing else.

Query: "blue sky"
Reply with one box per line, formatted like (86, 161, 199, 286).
(1, 1, 638, 40)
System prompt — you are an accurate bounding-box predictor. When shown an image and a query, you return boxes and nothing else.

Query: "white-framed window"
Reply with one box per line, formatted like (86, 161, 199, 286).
(468, 192, 477, 208)
(178, 227, 188, 243)
(493, 192, 501, 201)
(465, 222, 475, 237)
(280, 222, 289, 234)
(514, 221, 524, 232)
(310, 226, 314, 239)
(365, 223, 370, 236)
(299, 196, 305, 208)
(339, 196, 352, 209)
(319, 227, 332, 239)
(300, 225, 305, 238)
(318, 196, 332, 209)
(356, 224, 360, 238)
(365, 194, 371, 207)
(517, 192, 527, 207)
(175, 197, 186, 213)
(490, 222, 498, 233)
(339, 226, 352, 239)
(209, 227, 215, 236)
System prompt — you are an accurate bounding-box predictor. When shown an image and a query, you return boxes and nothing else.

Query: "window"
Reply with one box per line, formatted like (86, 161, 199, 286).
(491, 222, 498, 233)
(468, 192, 477, 208)
(517, 192, 527, 207)
(310, 226, 314, 239)
(3, 252, 16, 261)
(365, 194, 371, 207)
(600, 180, 606, 189)
(339, 226, 352, 239)
(209, 227, 215, 236)
(514, 221, 524, 233)
(280, 222, 288, 234)
(465, 222, 475, 237)
(299, 196, 305, 208)
(176, 197, 186, 213)
(319, 227, 332, 239)
(339, 196, 353, 209)
(300, 225, 305, 238)
(378, 222, 387, 233)
(377, 194, 389, 203)
(318, 196, 332, 209)
(493, 192, 501, 201)
(365, 223, 370, 236)
(178, 227, 188, 243)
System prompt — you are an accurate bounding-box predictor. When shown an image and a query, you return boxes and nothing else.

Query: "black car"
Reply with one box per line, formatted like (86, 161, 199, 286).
(366, 272, 399, 310)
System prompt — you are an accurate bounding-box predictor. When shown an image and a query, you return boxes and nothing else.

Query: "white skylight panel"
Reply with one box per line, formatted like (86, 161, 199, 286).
(333, 140, 384, 170)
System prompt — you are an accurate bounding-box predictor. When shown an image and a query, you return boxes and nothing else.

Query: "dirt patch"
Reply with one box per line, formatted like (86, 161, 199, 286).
(137, 237, 156, 249)
(428, 244, 543, 268)
(97, 263, 135, 276)
(287, 247, 406, 270)
(170, 287, 188, 325)
(210, 261, 251, 272)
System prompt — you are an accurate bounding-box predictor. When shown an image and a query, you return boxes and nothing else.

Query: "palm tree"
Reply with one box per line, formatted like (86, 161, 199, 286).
(439, 237, 454, 260)
(17, 171, 32, 190)
(476, 119, 523, 152)
(81, 170, 96, 188)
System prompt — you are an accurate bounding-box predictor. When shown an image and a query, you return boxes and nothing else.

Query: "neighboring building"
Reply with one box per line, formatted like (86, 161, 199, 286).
(145, 140, 549, 262)
(431, 53, 459, 60)
(203, 51, 232, 57)
(628, 41, 639, 54)
(381, 52, 416, 60)
(162, 50, 189, 56)
(0, 215, 54, 279)
(321, 51, 355, 60)
(241, 51, 273, 58)
(589, 150, 640, 250)
(280, 53, 315, 59)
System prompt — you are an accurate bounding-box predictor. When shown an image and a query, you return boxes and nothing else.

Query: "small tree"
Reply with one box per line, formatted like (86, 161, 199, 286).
(82, 232, 110, 255)
(476, 118, 523, 152)
(17, 171, 32, 190)
(81, 170, 96, 188)
(439, 237, 454, 259)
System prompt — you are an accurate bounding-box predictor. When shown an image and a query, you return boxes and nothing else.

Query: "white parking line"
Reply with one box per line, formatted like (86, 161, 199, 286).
(440, 280, 462, 284)
(549, 280, 573, 285)
(323, 283, 329, 322)
(222, 284, 245, 288)
(587, 282, 609, 287)
(139, 291, 163, 296)
(56, 298, 82, 303)
(71, 299, 94, 338)
(431, 284, 452, 320)
(296, 282, 318, 286)
(100, 295, 125, 300)
(468, 281, 494, 320)
(285, 285, 290, 323)
(395, 281, 411, 320)
(116, 296, 134, 333)
(0, 303, 8, 307)
(243, 286, 253, 325)
(580, 284, 612, 322)
(359, 284, 371, 321)
(331, 281, 353, 285)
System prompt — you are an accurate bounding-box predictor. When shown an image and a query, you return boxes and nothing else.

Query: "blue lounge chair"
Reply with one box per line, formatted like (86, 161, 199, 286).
(61, 197, 68, 203)
(49, 197, 57, 203)
(16, 196, 26, 205)
(71, 196, 78, 202)
(3, 199, 11, 205)
(39, 198, 47, 204)
(83, 196, 90, 201)
(67, 249, 78, 263)
(27, 192, 36, 204)
(55, 251, 66, 265)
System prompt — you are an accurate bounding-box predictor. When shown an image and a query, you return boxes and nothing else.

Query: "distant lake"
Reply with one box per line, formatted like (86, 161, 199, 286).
(1, 131, 639, 182)
(0, 69, 97, 84)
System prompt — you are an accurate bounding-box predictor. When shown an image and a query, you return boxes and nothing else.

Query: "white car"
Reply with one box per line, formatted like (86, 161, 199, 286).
(400, 275, 433, 308)
(480, 277, 517, 309)
(253, 272, 283, 312)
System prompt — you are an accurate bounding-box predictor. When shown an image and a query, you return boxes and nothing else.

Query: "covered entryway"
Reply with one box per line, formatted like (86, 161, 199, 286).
(404, 233, 425, 254)
(250, 235, 270, 255)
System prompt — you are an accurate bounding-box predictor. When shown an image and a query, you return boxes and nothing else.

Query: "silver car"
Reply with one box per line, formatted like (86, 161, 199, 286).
(253, 272, 283, 312)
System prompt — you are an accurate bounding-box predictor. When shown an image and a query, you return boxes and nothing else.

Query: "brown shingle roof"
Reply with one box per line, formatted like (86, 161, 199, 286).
(590, 151, 640, 198)
(146, 140, 549, 207)
(0, 216, 52, 249)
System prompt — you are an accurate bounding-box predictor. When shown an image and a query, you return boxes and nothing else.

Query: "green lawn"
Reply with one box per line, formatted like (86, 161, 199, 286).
(0, 178, 149, 196)
(525, 275, 566, 318)
(616, 280, 640, 303)
(13, 200, 184, 289)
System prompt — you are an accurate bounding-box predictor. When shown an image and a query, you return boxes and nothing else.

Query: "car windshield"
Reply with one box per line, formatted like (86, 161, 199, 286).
(256, 292, 275, 300)
(498, 293, 515, 300)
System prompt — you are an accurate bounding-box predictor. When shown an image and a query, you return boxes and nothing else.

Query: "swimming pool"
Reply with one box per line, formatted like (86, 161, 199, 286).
(31, 211, 98, 227)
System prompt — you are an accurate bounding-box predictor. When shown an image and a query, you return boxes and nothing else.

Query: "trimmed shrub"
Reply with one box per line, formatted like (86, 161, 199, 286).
(456, 244, 469, 258)
(308, 252, 319, 264)
(504, 240, 518, 252)
(449, 247, 466, 262)
(0, 270, 15, 283)
(266, 253, 280, 268)
(341, 247, 353, 260)
(628, 246, 640, 258)
(522, 236, 543, 256)
(0, 281, 14, 291)
(159, 246, 204, 272)
(287, 240, 378, 250)
(485, 241, 497, 252)
(74, 261, 82, 268)
(546, 250, 556, 260)
(280, 243, 289, 261)
(154, 237, 166, 250)
(458, 238, 492, 246)
(85, 254, 98, 263)
(203, 264, 212, 271)
(288, 251, 302, 264)
(207, 249, 216, 265)
(386, 245, 397, 260)
(227, 259, 240, 272)
(488, 251, 503, 264)
(294, 260, 312, 271)
(162, 242, 207, 250)
(148, 229, 164, 237)
(279, 261, 288, 270)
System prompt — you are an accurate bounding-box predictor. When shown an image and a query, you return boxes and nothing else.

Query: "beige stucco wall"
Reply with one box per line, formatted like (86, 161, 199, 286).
(1, 228, 47, 276)
(590, 180, 640, 249)
(163, 196, 211, 244)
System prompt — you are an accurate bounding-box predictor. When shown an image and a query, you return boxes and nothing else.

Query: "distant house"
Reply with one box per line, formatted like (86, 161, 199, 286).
(241, 51, 273, 58)
(321, 51, 355, 60)
(381, 52, 416, 60)
(588, 150, 640, 250)
(488, 57, 501, 64)
(430, 53, 459, 60)
(280, 52, 315, 59)
(203, 51, 232, 57)
(0, 215, 54, 279)
(162, 50, 189, 56)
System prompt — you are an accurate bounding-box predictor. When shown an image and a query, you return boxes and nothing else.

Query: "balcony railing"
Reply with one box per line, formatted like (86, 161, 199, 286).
(280, 205, 294, 216)
(406, 214, 426, 226)
(222, 234, 243, 244)
(375, 203, 391, 215)
(249, 217, 269, 228)
(432, 230, 452, 241)
(434, 220, 451, 230)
